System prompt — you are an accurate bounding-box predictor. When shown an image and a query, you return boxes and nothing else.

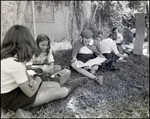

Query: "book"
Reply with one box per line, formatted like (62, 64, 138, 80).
(75, 56, 106, 68)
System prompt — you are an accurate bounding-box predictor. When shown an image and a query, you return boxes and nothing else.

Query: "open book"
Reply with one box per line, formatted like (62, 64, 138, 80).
(75, 56, 106, 68)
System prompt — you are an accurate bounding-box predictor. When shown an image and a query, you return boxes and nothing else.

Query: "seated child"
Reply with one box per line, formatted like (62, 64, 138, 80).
(110, 27, 124, 54)
(99, 34, 128, 62)
(26, 34, 62, 79)
(71, 30, 104, 85)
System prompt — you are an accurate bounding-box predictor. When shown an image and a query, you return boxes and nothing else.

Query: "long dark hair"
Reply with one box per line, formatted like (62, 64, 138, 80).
(112, 27, 118, 32)
(35, 34, 51, 57)
(1, 25, 37, 62)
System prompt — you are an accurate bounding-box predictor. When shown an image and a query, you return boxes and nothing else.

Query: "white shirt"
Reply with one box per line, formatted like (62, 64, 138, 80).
(33, 49, 54, 63)
(1, 57, 28, 93)
(114, 33, 123, 44)
(100, 38, 119, 54)
(79, 39, 94, 54)
(26, 49, 54, 66)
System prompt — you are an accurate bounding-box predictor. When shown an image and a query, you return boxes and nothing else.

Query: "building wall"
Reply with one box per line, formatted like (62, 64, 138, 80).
(25, 2, 70, 41)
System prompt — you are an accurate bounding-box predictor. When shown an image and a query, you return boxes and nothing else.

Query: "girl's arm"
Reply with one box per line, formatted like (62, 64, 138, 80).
(12, 61, 42, 97)
(71, 40, 82, 63)
(71, 57, 77, 64)
(49, 61, 54, 67)
(118, 33, 124, 43)
(116, 53, 128, 58)
(18, 75, 42, 97)
(42, 61, 54, 73)
(26, 59, 34, 70)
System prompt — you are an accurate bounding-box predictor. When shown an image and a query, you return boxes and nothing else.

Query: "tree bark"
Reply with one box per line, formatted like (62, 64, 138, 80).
(68, 1, 91, 46)
(16, 1, 27, 25)
(1, 1, 17, 43)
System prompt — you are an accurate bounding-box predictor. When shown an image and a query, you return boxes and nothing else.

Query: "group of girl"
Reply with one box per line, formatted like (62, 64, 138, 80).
(1, 25, 128, 117)
(71, 28, 128, 85)
(1, 25, 87, 117)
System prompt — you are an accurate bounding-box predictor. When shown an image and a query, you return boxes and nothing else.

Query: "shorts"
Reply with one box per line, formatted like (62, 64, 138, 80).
(1, 82, 42, 112)
(77, 53, 96, 63)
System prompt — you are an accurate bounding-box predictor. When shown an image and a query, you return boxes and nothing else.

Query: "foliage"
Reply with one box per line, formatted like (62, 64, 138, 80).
(91, 1, 146, 33)
(33, 1, 70, 13)
(128, 1, 145, 11)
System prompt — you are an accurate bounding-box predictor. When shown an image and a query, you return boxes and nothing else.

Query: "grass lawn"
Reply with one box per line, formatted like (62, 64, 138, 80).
(1, 44, 149, 118)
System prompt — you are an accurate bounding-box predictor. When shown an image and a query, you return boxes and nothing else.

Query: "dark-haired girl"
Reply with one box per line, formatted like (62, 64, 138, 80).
(31, 34, 61, 75)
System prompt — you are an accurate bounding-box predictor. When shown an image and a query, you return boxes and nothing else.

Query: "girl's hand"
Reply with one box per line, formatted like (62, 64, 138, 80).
(99, 54, 105, 58)
(84, 66, 90, 70)
(71, 58, 77, 64)
(35, 76, 42, 84)
(123, 53, 129, 58)
(42, 65, 54, 73)
(29, 78, 37, 91)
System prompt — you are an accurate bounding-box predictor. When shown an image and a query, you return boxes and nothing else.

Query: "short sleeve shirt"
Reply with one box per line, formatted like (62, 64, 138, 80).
(32, 49, 54, 64)
(1, 57, 28, 93)
(100, 38, 119, 54)
(79, 39, 94, 54)
(114, 33, 123, 43)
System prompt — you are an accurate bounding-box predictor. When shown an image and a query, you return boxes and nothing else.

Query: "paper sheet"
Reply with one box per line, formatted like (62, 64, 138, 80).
(75, 56, 106, 68)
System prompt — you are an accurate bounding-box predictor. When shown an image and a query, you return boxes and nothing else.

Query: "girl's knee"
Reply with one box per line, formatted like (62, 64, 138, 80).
(49, 81, 60, 88)
(71, 62, 77, 69)
(56, 65, 62, 70)
(41, 82, 60, 89)
(54, 65, 62, 72)
(92, 65, 99, 70)
(53, 87, 68, 99)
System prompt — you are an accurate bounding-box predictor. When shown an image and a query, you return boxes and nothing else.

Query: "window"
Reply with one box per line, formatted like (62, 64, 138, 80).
(26, 1, 55, 23)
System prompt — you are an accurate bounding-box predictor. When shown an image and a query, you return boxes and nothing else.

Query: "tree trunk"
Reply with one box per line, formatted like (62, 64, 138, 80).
(82, 1, 91, 30)
(99, 14, 101, 30)
(146, 1, 149, 55)
(1, 1, 17, 43)
(68, 1, 91, 46)
(16, 1, 27, 25)
(1, 1, 27, 43)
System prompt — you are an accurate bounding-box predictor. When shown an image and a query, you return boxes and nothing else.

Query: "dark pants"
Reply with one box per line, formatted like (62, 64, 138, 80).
(116, 43, 124, 54)
(102, 52, 119, 62)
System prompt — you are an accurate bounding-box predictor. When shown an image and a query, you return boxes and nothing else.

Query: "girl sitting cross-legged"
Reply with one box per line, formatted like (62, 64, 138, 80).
(26, 34, 62, 80)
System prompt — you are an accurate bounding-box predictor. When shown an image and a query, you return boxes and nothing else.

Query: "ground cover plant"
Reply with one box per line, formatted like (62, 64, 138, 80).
(1, 47, 149, 118)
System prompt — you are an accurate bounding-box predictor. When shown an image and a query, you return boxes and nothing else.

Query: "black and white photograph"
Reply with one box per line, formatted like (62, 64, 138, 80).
(1, 1, 149, 118)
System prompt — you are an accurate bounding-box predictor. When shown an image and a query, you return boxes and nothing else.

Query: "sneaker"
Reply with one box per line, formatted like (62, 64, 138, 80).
(64, 77, 88, 94)
(16, 108, 33, 118)
(94, 76, 103, 85)
(109, 64, 120, 71)
(78, 77, 88, 85)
